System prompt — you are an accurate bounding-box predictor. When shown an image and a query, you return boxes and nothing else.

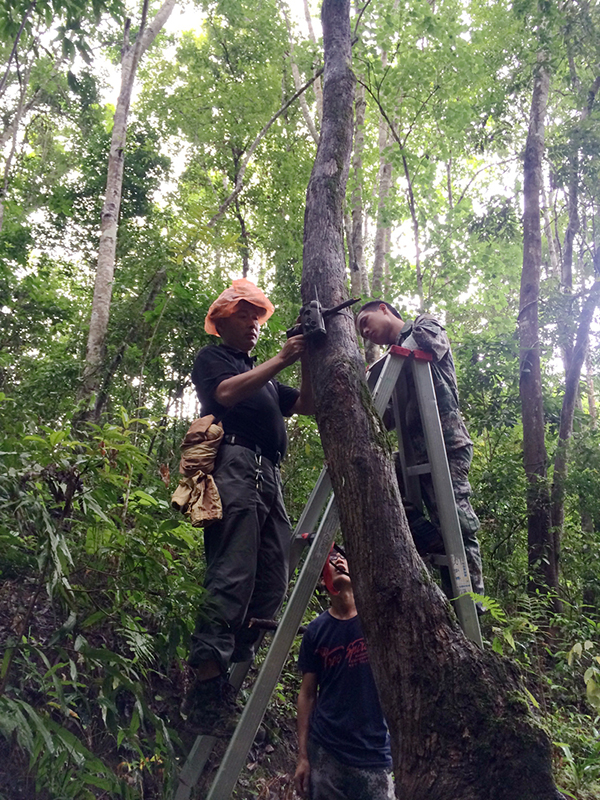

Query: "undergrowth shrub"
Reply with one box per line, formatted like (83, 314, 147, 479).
(0, 405, 206, 798)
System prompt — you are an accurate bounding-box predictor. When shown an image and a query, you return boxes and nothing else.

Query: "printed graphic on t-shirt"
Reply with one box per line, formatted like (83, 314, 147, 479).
(317, 637, 369, 670)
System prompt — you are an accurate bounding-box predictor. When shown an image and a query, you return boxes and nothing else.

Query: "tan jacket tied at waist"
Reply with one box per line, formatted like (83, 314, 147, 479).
(171, 416, 224, 527)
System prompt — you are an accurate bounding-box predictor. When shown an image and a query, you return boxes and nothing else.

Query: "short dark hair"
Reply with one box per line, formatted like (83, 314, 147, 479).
(356, 300, 402, 319)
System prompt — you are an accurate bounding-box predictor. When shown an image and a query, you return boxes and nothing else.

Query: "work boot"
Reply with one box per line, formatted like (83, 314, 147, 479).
(180, 675, 239, 737)
(404, 503, 445, 556)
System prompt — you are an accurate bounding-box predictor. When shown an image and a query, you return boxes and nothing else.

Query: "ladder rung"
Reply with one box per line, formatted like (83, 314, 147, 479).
(406, 463, 431, 476)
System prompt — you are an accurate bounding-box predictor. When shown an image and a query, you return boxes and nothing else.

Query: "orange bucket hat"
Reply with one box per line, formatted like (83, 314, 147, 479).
(204, 278, 275, 336)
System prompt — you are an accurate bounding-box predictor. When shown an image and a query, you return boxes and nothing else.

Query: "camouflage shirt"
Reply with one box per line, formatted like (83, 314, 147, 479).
(397, 314, 472, 457)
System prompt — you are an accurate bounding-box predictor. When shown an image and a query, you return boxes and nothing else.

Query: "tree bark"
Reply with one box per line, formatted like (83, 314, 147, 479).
(234, 196, 250, 278)
(79, 0, 177, 405)
(303, 3, 563, 798)
(519, 54, 557, 604)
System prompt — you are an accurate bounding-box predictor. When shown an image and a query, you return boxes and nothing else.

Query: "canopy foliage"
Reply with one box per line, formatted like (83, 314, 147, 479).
(1, 0, 600, 797)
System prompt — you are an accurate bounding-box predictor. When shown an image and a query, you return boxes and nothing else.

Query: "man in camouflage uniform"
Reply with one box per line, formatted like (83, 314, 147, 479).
(356, 300, 484, 597)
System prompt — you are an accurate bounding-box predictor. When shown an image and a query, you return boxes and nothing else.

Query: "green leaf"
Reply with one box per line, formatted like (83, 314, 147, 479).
(81, 610, 106, 628)
(0, 648, 13, 678)
(522, 686, 540, 709)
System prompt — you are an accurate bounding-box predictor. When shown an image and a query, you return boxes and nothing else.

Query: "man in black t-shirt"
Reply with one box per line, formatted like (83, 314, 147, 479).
(183, 280, 314, 733)
(295, 553, 394, 800)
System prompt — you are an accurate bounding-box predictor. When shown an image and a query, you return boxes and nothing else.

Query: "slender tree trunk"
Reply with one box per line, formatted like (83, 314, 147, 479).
(550, 275, 600, 556)
(0, 0, 36, 99)
(559, 157, 579, 374)
(546, 71, 600, 583)
(586, 349, 597, 425)
(519, 54, 557, 603)
(234, 196, 250, 278)
(279, 0, 319, 144)
(403, 153, 424, 310)
(371, 109, 393, 297)
(79, 0, 177, 406)
(302, 0, 323, 124)
(541, 178, 559, 277)
(303, 3, 563, 798)
(348, 56, 376, 361)
(0, 60, 32, 234)
(349, 80, 368, 298)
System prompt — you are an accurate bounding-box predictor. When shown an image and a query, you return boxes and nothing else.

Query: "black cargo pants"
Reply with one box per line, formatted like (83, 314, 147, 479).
(189, 444, 291, 673)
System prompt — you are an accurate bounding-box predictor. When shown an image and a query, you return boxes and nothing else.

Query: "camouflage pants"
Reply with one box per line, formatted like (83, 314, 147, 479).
(307, 739, 395, 800)
(419, 444, 485, 597)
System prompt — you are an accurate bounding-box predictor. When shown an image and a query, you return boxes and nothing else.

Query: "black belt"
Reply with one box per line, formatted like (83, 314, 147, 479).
(222, 434, 282, 467)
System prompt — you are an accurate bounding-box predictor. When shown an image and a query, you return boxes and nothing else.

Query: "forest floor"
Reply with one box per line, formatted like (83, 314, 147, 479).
(2, 577, 599, 799)
(0, 576, 300, 800)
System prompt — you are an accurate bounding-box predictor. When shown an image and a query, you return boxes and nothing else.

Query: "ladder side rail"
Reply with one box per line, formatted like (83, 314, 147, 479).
(175, 735, 218, 800)
(370, 351, 406, 416)
(288, 467, 332, 573)
(410, 358, 483, 649)
(205, 497, 341, 800)
(392, 378, 423, 510)
(174, 650, 266, 800)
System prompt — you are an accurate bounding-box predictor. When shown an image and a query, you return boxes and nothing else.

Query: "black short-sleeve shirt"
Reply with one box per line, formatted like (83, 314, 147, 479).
(298, 611, 392, 769)
(191, 344, 299, 461)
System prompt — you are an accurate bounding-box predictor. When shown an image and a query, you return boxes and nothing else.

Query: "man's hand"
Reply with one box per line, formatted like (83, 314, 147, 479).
(294, 755, 311, 798)
(278, 334, 305, 367)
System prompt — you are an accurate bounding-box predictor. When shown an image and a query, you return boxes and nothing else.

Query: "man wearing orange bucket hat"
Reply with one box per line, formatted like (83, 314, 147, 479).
(182, 279, 314, 733)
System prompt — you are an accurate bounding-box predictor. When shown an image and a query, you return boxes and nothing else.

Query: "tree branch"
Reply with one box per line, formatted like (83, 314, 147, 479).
(0, 0, 37, 99)
(139, 0, 177, 57)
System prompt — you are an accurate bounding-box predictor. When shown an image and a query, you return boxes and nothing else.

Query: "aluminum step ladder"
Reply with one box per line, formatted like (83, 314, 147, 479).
(175, 344, 482, 800)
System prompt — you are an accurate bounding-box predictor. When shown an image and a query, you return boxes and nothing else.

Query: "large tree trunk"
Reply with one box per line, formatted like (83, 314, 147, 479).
(519, 54, 557, 604)
(79, 0, 177, 408)
(302, 2, 562, 798)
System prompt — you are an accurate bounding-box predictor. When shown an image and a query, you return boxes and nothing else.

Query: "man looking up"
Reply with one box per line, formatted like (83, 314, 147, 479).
(184, 279, 314, 732)
(356, 300, 485, 598)
(294, 551, 394, 800)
